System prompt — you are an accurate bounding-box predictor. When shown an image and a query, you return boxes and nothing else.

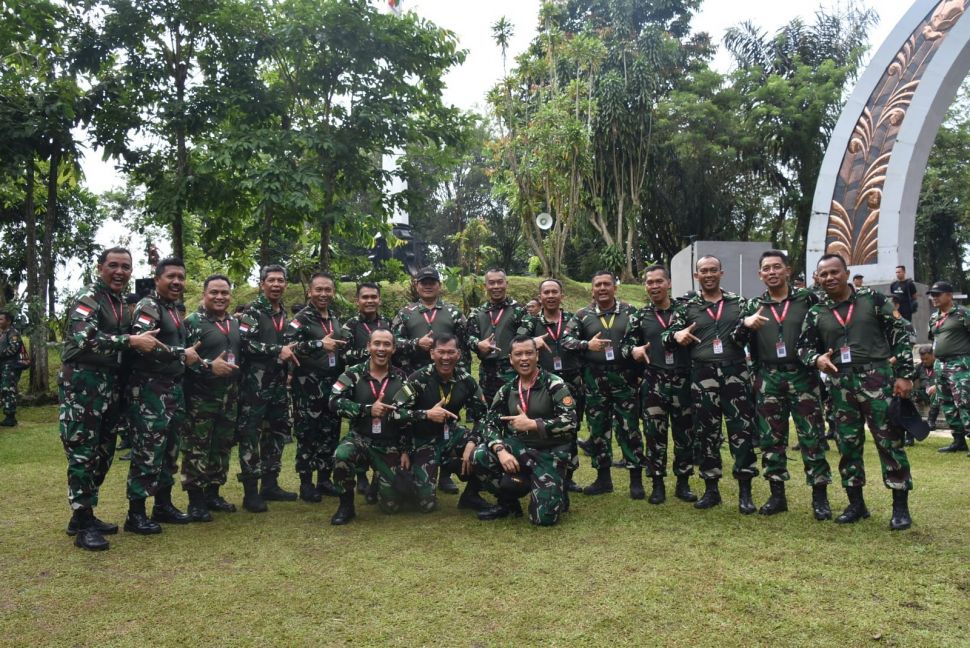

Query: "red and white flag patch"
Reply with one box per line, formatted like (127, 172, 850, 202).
(239, 322, 251, 333)
(137, 314, 154, 327)
(289, 319, 302, 329)
(74, 303, 94, 317)
(333, 380, 347, 392)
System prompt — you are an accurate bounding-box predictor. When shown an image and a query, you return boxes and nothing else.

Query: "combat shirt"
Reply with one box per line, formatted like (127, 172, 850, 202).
(61, 279, 131, 370)
(622, 303, 691, 372)
(928, 306, 970, 359)
(239, 294, 288, 366)
(734, 286, 818, 368)
(561, 301, 635, 367)
(467, 298, 526, 365)
(184, 308, 241, 392)
(341, 313, 391, 366)
(662, 290, 747, 364)
(392, 364, 487, 442)
(128, 292, 189, 378)
(517, 309, 581, 374)
(285, 306, 344, 377)
(330, 362, 408, 447)
(392, 299, 467, 370)
(483, 369, 577, 450)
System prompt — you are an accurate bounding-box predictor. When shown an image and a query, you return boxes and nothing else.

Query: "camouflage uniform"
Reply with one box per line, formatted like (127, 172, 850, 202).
(341, 313, 392, 366)
(58, 279, 131, 510)
(284, 306, 345, 478)
(467, 298, 526, 402)
(329, 363, 409, 513)
(126, 292, 191, 500)
(392, 364, 488, 510)
(0, 324, 24, 417)
(561, 302, 645, 470)
(663, 290, 758, 481)
(913, 362, 940, 426)
(235, 295, 290, 482)
(391, 299, 468, 375)
(474, 369, 577, 526)
(735, 288, 832, 485)
(181, 308, 241, 491)
(621, 303, 694, 478)
(929, 305, 970, 446)
(797, 287, 915, 490)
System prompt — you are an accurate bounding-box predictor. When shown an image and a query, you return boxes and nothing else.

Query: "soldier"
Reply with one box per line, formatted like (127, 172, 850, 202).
(329, 328, 409, 525)
(797, 253, 916, 531)
(180, 275, 243, 522)
(621, 265, 697, 505)
(927, 281, 970, 456)
(285, 272, 348, 502)
(913, 345, 940, 435)
(467, 268, 527, 403)
(517, 278, 584, 493)
(562, 270, 646, 499)
(0, 312, 24, 427)
(125, 257, 202, 535)
(235, 264, 300, 513)
(392, 333, 490, 512)
(58, 247, 164, 550)
(663, 255, 759, 514)
(392, 266, 468, 495)
(735, 250, 833, 520)
(473, 335, 577, 526)
(852, 275, 864, 289)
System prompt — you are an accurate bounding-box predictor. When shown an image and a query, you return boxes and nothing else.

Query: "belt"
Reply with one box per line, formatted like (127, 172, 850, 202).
(761, 362, 804, 372)
(693, 359, 746, 368)
(834, 361, 889, 373)
(64, 362, 119, 373)
(644, 365, 690, 377)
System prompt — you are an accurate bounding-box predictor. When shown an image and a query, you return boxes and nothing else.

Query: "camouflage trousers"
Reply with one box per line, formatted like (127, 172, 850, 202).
(235, 364, 289, 481)
(126, 374, 185, 500)
(829, 364, 912, 490)
(58, 365, 122, 510)
(410, 429, 474, 511)
(583, 366, 645, 470)
(1, 362, 22, 415)
(181, 379, 239, 490)
(935, 356, 970, 441)
(479, 361, 515, 405)
(472, 437, 571, 526)
(332, 433, 404, 514)
(754, 367, 832, 485)
(292, 373, 340, 476)
(690, 362, 758, 481)
(561, 371, 585, 475)
(640, 367, 694, 478)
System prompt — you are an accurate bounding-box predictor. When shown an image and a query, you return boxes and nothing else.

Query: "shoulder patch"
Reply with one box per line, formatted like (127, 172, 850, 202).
(563, 395, 575, 407)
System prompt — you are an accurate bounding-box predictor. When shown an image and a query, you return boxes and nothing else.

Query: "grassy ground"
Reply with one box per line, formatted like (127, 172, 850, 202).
(1, 407, 968, 647)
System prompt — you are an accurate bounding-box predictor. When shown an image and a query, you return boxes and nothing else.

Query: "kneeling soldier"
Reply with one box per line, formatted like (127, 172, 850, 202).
(473, 335, 578, 526)
(329, 329, 409, 525)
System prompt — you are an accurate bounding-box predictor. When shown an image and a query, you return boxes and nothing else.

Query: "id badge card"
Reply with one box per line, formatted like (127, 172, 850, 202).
(933, 338, 937, 352)
(774, 340, 787, 358)
(328, 352, 336, 367)
(605, 346, 615, 361)
(840, 345, 852, 363)
(443, 423, 450, 440)
(226, 352, 236, 365)
(371, 418, 382, 435)
(712, 338, 724, 355)
(553, 356, 563, 371)
(665, 351, 675, 365)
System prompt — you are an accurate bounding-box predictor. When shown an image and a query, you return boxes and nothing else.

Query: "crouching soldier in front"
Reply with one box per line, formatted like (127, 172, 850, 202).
(473, 335, 577, 526)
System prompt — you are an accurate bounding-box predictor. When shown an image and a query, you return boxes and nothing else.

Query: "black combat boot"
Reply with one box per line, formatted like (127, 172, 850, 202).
(316, 469, 339, 497)
(299, 473, 322, 502)
(835, 486, 870, 524)
(457, 476, 491, 511)
(260, 474, 297, 501)
(355, 471, 370, 496)
(186, 487, 213, 523)
(674, 475, 698, 502)
(67, 509, 118, 536)
(737, 478, 756, 515)
(330, 491, 356, 525)
(758, 480, 788, 516)
(694, 478, 721, 509)
(0, 414, 16, 427)
(204, 485, 237, 513)
(124, 498, 162, 535)
(583, 467, 614, 495)
(438, 469, 459, 495)
(938, 434, 968, 453)
(365, 478, 378, 505)
(889, 489, 912, 531)
(629, 469, 646, 500)
(811, 484, 832, 521)
(72, 507, 110, 551)
(647, 476, 666, 505)
(565, 467, 583, 493)
(477, 497, 523, 521)
(151, 486, 191, 524)
(242, 479, 268, 513)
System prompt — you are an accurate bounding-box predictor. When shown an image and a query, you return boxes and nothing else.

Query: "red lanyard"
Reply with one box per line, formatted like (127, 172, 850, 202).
(214, 319, 231, 336)
(517, 375, 536, 415)
(368, 376, 389, 404)
(106, 295, 123, 326)
(271, 311, 285, 333)
(422, 308, 439, 326)
(545, 312, 563, 341)
(362, 320, 374, 334)
(319, 315, 334, 336)
(705, 300, 724, 322)
(832, 303, 854, 328)
(769, 300, 791, 325)
(167, 307, 182, 329)
(655, 311, 671, 329)
(934, 312, 950, 330)
(489, 307, 506, 327)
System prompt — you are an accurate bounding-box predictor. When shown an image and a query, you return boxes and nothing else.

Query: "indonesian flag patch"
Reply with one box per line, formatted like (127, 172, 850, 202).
(333, 380, 347, 393)
(74, 303, 94, 317)
(239, 322, 251, 333)
(137, 314, 154, 327)
(289, 319, 302, 329)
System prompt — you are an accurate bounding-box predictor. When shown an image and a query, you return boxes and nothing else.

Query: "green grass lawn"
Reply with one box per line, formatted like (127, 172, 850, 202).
(2, 407, 968, 647)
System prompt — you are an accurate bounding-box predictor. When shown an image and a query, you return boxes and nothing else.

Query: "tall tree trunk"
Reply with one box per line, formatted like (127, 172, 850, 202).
(258, 202, 275, 266)
(319, 219, 332, 271)
(24, 158, 47, 394)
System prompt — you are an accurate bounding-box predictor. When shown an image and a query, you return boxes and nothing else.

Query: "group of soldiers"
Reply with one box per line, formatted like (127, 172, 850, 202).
(54, 246, 970, 552)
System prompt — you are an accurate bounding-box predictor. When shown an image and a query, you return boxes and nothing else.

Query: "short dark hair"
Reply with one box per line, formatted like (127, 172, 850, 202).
(918, 344, 933, 355)
(309, 271, 335, 285)
(590, 269, 616, 283)
(759, 250, 789, 267)
(368, 327, 394, 344)
(485, 267, 507, 277)
(154, 257, 185, 277)
(203, 274, 231, 290)
(432, 332, 458, 348)
(896, 265, 906, 272)
(817, 253, 848, 270)
(509, 334, 537, 352)
(539, 278, 563, 292)
(98, 247, 132, 264)
(643, 264, 669, 279)
(260, 264, 287, 282)
(696, 255, 721, 270)
(356, 282, 381, 296)
(0, 312, 12, 324)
